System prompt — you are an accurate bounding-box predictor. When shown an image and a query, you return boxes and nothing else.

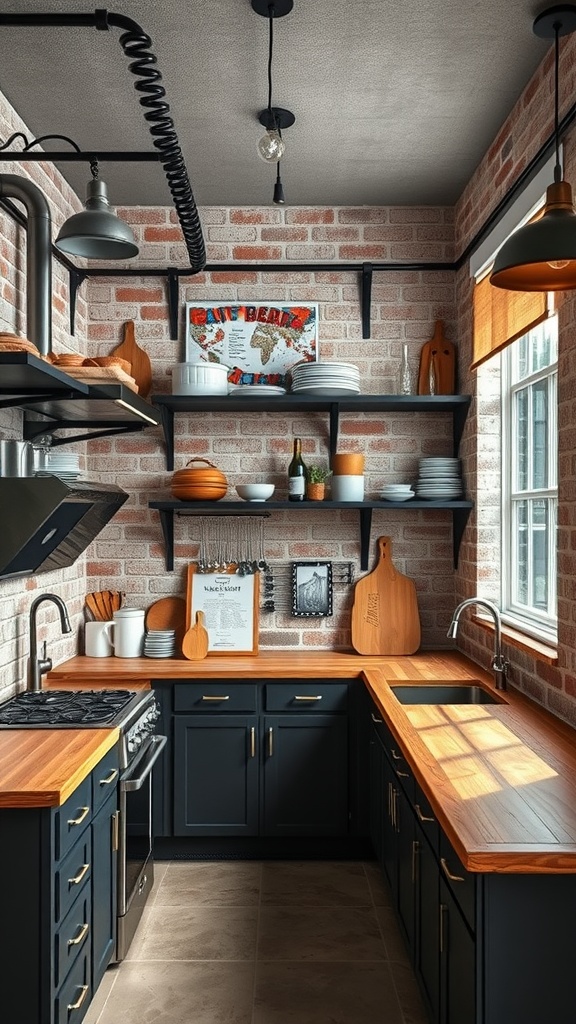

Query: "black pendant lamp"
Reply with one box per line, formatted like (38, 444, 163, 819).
(55, 159, 138, 260)
(252, 0, 295, 204)
(490, 4, 576, 291)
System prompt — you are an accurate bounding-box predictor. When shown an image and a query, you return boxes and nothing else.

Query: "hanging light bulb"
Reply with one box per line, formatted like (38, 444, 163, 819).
(490, 6, 576, 291)
(257, 123, 285, 163)
(253, 0, 295, 196)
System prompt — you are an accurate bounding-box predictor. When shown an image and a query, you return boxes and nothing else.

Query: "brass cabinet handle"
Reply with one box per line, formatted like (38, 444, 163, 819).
(201, 695, 230, 701)
(68, 985, 89, 1012)
(390, 749, 402, 761)
(99, 768, 118, 786)
(67, 922, 89, 947)
(440, 857, 465, 883)
(412, 840, 420, 883)
(396, 770, 410, 778)
(371, 711, 383, 723)
(112, 810, 119, 853)
(387, 781, 392, 819)
(268, 726, 274, 756)
(415, 803, 435, 823)
(392, 788, 398, 831)
(67, 806, 90, 827)
(68, 863, 90, 886)
(439, 904, 447, 954)
(250, 726, 255, 758)
(294, 695, 322, 701)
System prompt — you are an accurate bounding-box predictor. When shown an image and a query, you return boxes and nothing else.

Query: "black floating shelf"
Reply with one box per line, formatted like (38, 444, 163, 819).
(149, 499, 474, 573)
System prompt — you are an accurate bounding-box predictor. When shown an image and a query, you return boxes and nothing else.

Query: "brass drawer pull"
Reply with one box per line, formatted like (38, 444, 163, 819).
(396, 770, 410, 778)
(67, 806, 90, 827)
(415, 803, 435, 823)
(268, 726, 274, 757)
(294, 695, 322, 701)
(412, 840, 419, 882)
(67, 985, 89, 1012)
(68, 863, 90, 886)
(67, 922, 89, 946)
(371, 712, 383, 723)
(250, 726, 255, 758)
(390, 749, 402, 761)
(440, 857, 465, 883)
(112, 811, 120, 853)
(201, 695, 230, 701)
(439, 904, 447, 954)
(99, 768, 118, 786)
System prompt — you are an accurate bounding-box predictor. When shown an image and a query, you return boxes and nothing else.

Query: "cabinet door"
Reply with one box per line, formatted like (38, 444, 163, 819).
(173, 715, 258, 835)
(415, 830, 440, 1024)
(91, 789, 118, 992)
(262, 714, 348, 836)
(440, 877, 476, 1024)
(395, 783, 417, 958)
(381, 748, 397, 891)
(369, 724, 385, 863)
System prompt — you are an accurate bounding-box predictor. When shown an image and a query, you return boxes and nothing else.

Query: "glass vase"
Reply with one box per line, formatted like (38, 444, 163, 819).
(398, 342, 414, 395)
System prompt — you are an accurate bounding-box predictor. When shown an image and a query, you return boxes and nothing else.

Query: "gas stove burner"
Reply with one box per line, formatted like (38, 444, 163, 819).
(0, 689, 137, 726)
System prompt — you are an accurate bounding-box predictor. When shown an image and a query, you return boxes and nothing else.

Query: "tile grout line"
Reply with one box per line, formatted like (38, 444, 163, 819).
(251, 861, 264, 1024)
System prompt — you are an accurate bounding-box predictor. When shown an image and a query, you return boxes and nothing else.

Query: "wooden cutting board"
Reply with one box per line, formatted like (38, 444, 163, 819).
(417, 320, 456, 395)
(182, 611, 209, 661)
(110, 321, 152, 398)
(351, 536, 421, 655)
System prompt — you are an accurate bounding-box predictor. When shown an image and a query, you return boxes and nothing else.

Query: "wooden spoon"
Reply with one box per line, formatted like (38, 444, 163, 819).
(181, 611, 209, 660)
(85, 593, 101, 621)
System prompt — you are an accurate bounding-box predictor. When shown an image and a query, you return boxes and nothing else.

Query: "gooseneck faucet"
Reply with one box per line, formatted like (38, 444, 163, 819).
(447, 597, 509, 691)
(28, 593, 72, 691)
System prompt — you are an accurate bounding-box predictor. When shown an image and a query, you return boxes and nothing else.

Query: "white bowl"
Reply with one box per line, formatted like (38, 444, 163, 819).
(380, 490, 415, 502)
(172, 362, 229, 396)
(236, 484, 275, 502)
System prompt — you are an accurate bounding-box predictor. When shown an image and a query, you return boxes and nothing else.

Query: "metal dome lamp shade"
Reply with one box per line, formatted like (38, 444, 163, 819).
(55, 160, 138, 259)
(491, 5, 576, 291)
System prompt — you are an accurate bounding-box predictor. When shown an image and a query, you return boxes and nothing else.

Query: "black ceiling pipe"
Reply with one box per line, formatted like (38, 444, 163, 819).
(0, 174, 51, 355)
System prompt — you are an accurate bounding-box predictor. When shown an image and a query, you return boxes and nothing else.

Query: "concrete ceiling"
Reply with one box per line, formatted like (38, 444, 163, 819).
(0, 1, 552, 208)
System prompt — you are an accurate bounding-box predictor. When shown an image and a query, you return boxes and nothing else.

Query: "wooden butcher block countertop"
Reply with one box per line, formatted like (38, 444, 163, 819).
(5, 649, 576, 873)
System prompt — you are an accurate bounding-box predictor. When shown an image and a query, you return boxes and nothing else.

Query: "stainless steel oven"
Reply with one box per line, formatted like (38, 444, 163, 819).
(116, 732, 166, 961)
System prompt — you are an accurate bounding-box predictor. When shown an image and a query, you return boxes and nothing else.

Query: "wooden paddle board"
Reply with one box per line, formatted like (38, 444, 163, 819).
(111, 320, 152, 398)
(182, 610, 209, 661)
(351, 536, 421, 655)
(417, 320, 456, 395)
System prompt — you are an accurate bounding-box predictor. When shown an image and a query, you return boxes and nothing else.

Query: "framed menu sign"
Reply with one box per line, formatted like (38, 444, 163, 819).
(186, 565, 259, 655)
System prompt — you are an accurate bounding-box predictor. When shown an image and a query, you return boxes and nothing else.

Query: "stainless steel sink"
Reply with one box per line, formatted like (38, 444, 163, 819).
(389, 682, 506, 705)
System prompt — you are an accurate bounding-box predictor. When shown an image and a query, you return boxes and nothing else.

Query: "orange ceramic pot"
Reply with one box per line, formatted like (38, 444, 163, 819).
(170, 457, 228, 501)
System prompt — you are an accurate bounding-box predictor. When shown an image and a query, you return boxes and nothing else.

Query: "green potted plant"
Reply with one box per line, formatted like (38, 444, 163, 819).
(305, 464, 332, 501)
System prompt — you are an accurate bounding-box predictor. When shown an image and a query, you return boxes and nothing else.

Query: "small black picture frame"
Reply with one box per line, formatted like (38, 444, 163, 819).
(291, 562, 333, 617)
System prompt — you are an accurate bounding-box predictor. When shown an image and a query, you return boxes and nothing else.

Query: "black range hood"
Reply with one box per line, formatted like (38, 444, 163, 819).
(0, 476, 127, 579)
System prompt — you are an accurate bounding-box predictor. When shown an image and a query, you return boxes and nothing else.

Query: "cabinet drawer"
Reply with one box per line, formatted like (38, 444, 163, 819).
(54, 889, 90, 989)
(54, 775, 92, 861)
(174, 683, 257, 712)
(54, 949, 90, 1024)
(265, 682, 348, 712)
(439, 832, 476, 933)
(55, 832, 92, 925)
(92, 745, 119, 814)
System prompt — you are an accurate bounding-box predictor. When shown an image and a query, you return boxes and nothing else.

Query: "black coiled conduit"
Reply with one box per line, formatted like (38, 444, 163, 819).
(103, 10, 206, 272)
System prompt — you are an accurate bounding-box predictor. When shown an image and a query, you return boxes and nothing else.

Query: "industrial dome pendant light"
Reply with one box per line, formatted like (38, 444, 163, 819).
(252, 0, 295, 203)
(491, 4, 576, 291)
(55, 159, 138, 260)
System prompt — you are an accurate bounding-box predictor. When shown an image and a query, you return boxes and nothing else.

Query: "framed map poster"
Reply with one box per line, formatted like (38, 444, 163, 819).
(184, 302, 318, 386)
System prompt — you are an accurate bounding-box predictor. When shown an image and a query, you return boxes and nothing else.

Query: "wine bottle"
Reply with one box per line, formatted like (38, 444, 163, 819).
(288, 437, 307, 501)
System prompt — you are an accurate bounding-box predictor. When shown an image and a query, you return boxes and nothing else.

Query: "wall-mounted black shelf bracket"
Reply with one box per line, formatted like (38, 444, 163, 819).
(22, 419, 146, 445)
(68, 267, 87, 337)
(361, 263, 373, 339)
(167, 268, 180, 342)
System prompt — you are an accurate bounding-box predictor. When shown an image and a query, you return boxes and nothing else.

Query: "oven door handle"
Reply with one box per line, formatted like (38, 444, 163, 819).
(121, 735, 167, 792)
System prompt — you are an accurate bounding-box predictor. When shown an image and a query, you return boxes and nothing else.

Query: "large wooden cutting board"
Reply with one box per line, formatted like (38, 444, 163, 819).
(111, 320, 152, 398)
(351, 536, 421, 655)
(417, 320, 456, 395)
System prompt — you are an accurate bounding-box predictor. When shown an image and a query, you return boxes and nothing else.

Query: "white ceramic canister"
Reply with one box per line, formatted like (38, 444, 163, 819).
(108, 608, 145, 658)
(330, 475, 365, 501)
(85, 620, 114, 658)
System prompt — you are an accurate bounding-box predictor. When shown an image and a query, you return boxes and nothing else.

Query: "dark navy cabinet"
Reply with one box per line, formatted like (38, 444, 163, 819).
(0, 745, 119, 1024)
(170, 679, 349, 839)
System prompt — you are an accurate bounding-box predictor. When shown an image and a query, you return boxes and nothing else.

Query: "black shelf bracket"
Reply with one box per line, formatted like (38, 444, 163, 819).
(359, 507, 373, 571)
(157, 403, 176, 470)
(361, 263, 373, 339)
(329, 403, 340, 457)
(167, 268, 180, 342)
(0, 391, 77, 410)
(158, 508, 175, 572)
(22, 420, 146, 445)
(452, 399, 471, 455)
(68, 267, 87, 337)
(452, 506, 473, 568)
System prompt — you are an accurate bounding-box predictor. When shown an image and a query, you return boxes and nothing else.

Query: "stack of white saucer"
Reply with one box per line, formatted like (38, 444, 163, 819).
(380, 483, 415, 502)
(143, 629, 176, 658)
(416, 457, 463, 499)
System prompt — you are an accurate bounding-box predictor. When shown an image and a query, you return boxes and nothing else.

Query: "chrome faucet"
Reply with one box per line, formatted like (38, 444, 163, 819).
(28, 593, 72, 691)
(447, 597, 509, 691)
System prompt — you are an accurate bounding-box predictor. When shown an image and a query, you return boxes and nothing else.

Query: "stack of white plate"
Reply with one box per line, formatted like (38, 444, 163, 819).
(416, 457, 463, 500)
(37, 451, 81, 480)
(380, 483, 415, 502)
(143, 629, 176, 658)
(290, 361, 361, 396)
(228, 384, 286, 396)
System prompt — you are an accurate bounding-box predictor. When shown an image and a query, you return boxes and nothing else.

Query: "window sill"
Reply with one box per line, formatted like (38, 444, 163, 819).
(472, 614, 558, 664)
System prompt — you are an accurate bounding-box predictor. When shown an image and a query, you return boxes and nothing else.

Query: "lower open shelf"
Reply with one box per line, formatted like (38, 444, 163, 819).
(148, 499, 473, 572)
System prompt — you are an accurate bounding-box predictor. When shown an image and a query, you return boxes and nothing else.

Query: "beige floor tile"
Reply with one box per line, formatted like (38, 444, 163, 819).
(92, 961, 255, 1024)
(391, 961, 430, 1024)
(155, 859, 262, 905)
(375, 905, 411, 964)
(82, 965, 119, 1024)
(258, 906, 386, 961)
(363, 861, 394, 907)
(126, 904, 259, 961)
(261, 860, 373, 906)
(253, 961, 404, 1024)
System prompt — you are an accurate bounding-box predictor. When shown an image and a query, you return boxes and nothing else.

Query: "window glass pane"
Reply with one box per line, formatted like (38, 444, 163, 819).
(514, 388, 528, 491)
(532, 500, 548, 609)
(532, 381, 548, 489)
(514, 500, 528, 605)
